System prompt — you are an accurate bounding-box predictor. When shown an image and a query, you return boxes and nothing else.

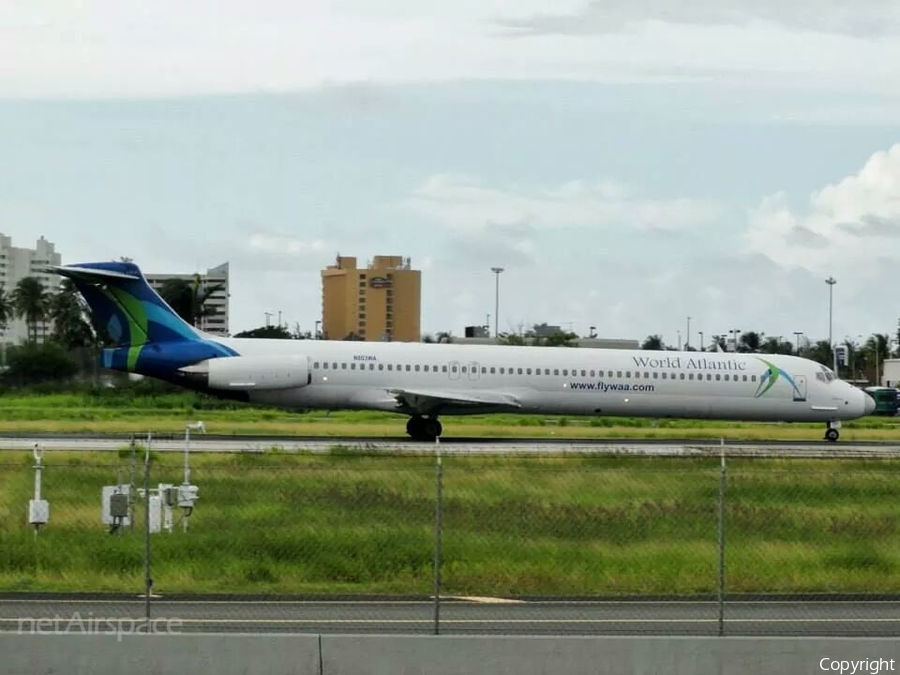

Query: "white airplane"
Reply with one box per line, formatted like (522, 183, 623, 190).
(54, 261, 875, 443)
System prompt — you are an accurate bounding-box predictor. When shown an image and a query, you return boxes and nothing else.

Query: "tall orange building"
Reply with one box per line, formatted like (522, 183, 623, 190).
(321, 255, 421, 342)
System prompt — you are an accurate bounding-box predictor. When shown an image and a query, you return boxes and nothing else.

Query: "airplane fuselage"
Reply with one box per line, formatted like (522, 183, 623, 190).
(195, 337, 870, 425)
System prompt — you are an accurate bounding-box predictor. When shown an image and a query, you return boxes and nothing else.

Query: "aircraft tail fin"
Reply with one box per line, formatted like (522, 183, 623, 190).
(52, 261, 236, 374)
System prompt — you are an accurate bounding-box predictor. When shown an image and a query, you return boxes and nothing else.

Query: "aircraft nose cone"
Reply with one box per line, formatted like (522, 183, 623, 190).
(864, 392, 876, 415)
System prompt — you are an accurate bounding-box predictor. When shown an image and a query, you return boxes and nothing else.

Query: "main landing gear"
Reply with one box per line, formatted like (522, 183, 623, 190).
(825, 421, 840, 442)
(407, 415, 442, 441)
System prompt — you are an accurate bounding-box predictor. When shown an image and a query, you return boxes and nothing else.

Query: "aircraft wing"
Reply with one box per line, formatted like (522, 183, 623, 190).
(386, 387, 522, 415)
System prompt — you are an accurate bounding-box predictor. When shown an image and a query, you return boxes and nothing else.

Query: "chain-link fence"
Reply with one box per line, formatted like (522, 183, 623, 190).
(2, 438, 900, 636)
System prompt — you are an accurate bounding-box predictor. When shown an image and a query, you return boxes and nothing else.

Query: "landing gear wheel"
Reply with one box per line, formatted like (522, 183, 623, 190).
(405, 415, 442, 441)
(421, 417, 442, 440)
(825, 427, 839, 442)
(406, 416, 424, 439)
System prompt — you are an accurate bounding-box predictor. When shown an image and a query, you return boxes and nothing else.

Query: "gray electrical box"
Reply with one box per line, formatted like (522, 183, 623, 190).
(109, 493, 129, 518)
(101, 485, 131, 527)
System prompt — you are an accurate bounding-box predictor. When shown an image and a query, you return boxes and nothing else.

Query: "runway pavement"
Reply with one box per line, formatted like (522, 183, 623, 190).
(1, 433, 900, 458)
(2, 597, 900, 636)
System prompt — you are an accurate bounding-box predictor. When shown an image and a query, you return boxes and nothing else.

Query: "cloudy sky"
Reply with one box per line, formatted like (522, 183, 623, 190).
(2, 1, 899, 347)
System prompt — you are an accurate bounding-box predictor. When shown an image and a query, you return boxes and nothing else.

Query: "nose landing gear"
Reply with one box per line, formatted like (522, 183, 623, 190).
(825, 421, 840, 442)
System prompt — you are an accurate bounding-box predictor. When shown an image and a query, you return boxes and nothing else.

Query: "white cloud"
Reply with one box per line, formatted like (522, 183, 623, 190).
(494, 0, 900, 38)
(743, 143, 900, 294)
(399, 174, 722, 234)
(2, 1, 900, 99)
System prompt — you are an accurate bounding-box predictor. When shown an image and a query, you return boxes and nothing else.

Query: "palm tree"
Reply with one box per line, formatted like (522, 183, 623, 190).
(0, 287, 10, 335)
(863, 333, 892, 384)
(12, 277, 50, 343)
(738, 331, 763, 353)
(48, 279, 95, 349)
(190, 273, 225, 328)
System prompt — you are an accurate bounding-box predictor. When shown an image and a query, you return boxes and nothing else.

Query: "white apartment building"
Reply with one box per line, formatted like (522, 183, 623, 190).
(0, 234, 62, 344)
(144, 262, 230, 336)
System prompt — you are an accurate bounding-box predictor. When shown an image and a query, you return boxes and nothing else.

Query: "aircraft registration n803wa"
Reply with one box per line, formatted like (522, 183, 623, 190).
(53, 261, 876, 442)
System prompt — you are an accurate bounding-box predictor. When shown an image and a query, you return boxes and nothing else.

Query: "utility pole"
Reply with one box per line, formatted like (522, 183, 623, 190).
(686, 316, 691, 350)
(264, 311, 272, 327)
(826, 277, 836, 372)
(490, 267, 504, 338)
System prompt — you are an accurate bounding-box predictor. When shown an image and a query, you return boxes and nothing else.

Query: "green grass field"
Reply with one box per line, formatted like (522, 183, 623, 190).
(0, 389, 898, 440)
(2, 449, 900, 597)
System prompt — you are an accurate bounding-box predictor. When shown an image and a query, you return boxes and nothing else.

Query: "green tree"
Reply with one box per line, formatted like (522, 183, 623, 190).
(158, 275, 225, 328)
(233, 325, 293, 339)
(862, 333, 892, 383)
(760, 336, 794, 355)
(12, 277, 50, 343)
(2, 342, 78, 384)
(48, 279, 95, 349)
(159, 278, 194, 324)
(0, 287, 9, 333)
(738, 331, 763, 353)
(641, 334, 664, 350)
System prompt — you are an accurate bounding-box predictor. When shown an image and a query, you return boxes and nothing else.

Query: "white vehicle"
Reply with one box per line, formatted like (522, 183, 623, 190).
(54, 262, 875, 442)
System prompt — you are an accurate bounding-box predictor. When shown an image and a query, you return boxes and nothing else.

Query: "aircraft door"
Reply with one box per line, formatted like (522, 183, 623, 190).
(793, 375, 807, 402)
(468, 361, 480, 381)
(448, 360, 461, 380)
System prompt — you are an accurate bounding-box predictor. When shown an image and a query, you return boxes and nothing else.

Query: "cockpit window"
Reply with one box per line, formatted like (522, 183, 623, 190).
(816, 365, 835, 383)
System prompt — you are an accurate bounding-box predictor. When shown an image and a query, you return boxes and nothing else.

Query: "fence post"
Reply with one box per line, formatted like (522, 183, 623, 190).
(433, 437, 443, 635)
(717, 438, 726, 636)
(144, 431, 153, 621)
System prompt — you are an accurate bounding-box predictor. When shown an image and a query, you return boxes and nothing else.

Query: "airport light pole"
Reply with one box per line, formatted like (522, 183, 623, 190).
(686, 316, 691, 350)
(490, 267, 504, 338)
(699, 331, 704, 351)
(826, 277, 836, 372)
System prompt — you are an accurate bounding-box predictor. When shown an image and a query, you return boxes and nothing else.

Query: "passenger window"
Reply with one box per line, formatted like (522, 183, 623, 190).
(742, 375, 747, 381)
(332, 362, 338, 369)
(563, 369, 568, 376)
(526, 368, 532, 375)
(688, 373, 693, 380)
(616, 371, 622, 378)
(707, 374, 712, 380)
(415, 365, 421, 372)
(314, 362, 320, 369)
(680, 373, 685, 380)
(387, 364, 393, 371)
(351, 363, 357, 370)
(626, 371, 631, 378)
(481, 367, 486, 374)
(517, 368, 523, 375)
(452, 366, 458, 373)
(751, 375, 757, 381)
(490, 367, 496, 374)
(554, 369, 559, 376)
(589, 370, 595, 377)
(653, 372, 658, 379)
(405, 365, 411, 371)
(378, 364, 384, 370)
(341, 363, 347, 369)
(662, 373, 667, 379)
(462, 366, 467, 373)
(442, 366, 448, 373)
(716, 374, 721, 381)
(323, 362, 329, 369)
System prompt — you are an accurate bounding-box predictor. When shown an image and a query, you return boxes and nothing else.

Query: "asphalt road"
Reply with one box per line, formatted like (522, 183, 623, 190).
(2, 434, 900, 458)
(2, 598, 900, 636)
